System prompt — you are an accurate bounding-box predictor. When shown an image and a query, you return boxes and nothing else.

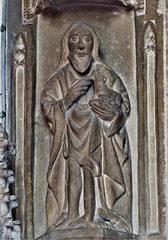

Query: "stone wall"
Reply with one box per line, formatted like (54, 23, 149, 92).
(1, 0, 168, 239)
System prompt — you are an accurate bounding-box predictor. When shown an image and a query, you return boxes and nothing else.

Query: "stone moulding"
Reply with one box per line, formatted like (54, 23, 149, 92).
(144, 22, 156, 53)
(37, 228, 138, 240)
(23, 0, 147, 21)
(23, 0, 34, 24)
(134, 0, 145, 14)
(14, 33, 26, 66)
(33, 0, 138, 237)
(12, 32, 26, 238)
(31, 0, 134, 14)
(144, 21, 159, 235)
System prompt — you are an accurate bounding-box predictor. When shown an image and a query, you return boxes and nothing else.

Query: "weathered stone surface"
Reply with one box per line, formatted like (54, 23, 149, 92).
(32, 0, 133, 14)
(34, 6, 137, 238)
(41, 20, 132, 234)
(2, 0, 168, 239)
(0, 124, 21, 240)
(37, 228, 138, 240)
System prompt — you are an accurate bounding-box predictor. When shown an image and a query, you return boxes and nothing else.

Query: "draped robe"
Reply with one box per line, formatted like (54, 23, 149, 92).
(41, 62, 130, 227)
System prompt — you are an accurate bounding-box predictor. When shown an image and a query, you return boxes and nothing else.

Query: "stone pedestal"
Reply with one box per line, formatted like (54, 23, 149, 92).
(37, 228, 138, 240)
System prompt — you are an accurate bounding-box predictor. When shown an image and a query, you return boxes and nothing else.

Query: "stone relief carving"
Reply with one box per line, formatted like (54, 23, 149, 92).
(23, 0, 34, 23)
(144, 23, 156, 53)
(13, 32, 26, 237)
(135, 0, 145, 10)
(144, 22, 158, 235)
(0, 124, 21, 240)
(41, 21, 131, 233)
(32, 0, 133, 14)
(14, 33, 26, 66)
(133, 0, 145, 15)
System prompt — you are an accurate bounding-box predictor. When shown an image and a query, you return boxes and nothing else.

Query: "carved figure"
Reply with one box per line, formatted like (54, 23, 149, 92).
(41, 21, 131, 232)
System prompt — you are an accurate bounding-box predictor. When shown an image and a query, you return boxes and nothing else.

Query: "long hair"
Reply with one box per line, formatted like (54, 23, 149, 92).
(57, 21, 105, 71)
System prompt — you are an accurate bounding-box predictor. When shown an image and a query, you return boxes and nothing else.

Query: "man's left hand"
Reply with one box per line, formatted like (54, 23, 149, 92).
(89, 97, 122, 121)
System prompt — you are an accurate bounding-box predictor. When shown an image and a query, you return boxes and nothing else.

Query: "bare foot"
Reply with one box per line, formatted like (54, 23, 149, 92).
(97, 208, 131, 233)
(110, 217, 130, 233)
(95, 217, 114, 230)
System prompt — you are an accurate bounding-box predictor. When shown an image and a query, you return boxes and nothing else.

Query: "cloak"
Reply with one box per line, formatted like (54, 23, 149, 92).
(41, 62, 130, 227)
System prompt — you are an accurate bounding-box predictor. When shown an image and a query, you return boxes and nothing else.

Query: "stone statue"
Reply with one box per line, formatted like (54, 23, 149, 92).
(41, 21, 131, 232)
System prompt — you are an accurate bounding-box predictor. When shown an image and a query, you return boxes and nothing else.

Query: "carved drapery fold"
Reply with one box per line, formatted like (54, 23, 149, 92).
(0, 124, 21, 240)
(144, 22, 158, 235)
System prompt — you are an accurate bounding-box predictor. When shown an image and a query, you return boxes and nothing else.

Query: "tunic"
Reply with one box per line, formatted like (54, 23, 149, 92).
(63, 82, 101, 176)
(41, 62, 130, 225)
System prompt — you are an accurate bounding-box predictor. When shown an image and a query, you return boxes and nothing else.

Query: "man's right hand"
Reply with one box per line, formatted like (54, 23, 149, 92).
(64, 78, 93, 108)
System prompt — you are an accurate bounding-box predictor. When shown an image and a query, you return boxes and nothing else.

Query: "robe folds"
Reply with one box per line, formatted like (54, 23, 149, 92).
(41, 62, 131, 227)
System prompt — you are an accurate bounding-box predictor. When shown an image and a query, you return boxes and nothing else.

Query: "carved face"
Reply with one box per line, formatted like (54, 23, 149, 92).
(68, 25, 94, 73)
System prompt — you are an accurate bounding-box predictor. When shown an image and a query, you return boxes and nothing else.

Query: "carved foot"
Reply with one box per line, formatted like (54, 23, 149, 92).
(97, 208, 130, 233)
(95, 217, 114, 230)
(111, 218, 130, 233)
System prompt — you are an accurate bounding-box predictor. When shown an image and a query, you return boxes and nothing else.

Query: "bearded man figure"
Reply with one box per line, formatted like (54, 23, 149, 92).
(41, 21, 131, 232)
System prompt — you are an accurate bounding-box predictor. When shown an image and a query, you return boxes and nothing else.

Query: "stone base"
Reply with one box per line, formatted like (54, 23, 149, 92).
(37, 228, 138, 240)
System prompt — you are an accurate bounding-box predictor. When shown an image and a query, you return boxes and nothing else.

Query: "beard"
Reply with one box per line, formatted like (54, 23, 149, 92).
(68, 54, 93, 73)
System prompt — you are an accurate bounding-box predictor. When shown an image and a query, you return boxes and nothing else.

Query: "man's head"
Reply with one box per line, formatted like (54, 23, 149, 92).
(68, 24, 94, 73)
(58, 21, 102, 72)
